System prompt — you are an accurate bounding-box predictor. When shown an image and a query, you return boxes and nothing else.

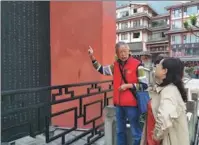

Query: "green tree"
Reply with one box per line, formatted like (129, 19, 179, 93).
(183, 15, 199, 37)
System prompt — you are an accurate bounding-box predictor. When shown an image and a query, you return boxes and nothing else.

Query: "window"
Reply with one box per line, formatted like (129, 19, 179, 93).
(171, 35, 181, 44)
(161, 32, 165, 37)
(121, 33, 128, 40)
(120, 11, 129, 17)
(184, 35, 188, 43)
(184, 7, 187, 13)
(184, 35, 186, 40)
(190, 34, 196, 43)
(185, 48, 194, 56)
(133, 32, 140, 38)
(183, 33, 199, 44)
(171, 20, 182, 29)
(121, 22, 128, 29)
(152, 21, 159, 27)
(172, 36, 175, 42)
(134, 9, 137, 13)
(133, 20, 140, 27)
(172, 8, 182, 18)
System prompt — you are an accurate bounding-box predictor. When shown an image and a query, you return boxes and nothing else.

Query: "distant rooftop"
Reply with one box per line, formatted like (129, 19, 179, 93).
(165, 1, 199, 10)
(116, 1, 191, 14)
(116, 2, 158, 15)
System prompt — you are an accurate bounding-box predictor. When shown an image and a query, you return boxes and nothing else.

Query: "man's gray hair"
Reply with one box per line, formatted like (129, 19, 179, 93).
(115, 41, 130, 52)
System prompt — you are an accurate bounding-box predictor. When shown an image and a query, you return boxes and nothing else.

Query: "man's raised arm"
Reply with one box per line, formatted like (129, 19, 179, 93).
(88, 46, 114, 76)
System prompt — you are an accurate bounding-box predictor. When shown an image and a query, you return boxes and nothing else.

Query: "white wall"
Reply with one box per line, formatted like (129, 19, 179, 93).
(143, 42, 147, 51)
(140, 19, 143, 26)
(119, 34, 122, 42)
(138, 7, 144, 13)
(142, 32, 148, 42)
(167, 19, 170, 25)
(130, 20, 134, 27)
(128, 21, 131, 28)
(119, 23, 121, 29)
(143, 19, 148, 26)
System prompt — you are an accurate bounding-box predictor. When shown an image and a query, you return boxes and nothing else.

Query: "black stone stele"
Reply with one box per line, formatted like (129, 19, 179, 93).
(1, 1, 50, 142)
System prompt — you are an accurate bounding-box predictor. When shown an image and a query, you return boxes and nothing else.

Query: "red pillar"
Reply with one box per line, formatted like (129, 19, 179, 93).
(50, 1, 116, 127)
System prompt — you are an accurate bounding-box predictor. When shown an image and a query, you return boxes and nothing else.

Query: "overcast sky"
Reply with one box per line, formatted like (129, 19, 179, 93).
(116, 1, 189, 14)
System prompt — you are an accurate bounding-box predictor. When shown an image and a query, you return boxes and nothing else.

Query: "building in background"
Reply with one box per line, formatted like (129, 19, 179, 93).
(116, 2, 170, 61)
(116, 3, 158, 56)
(165, 1, 199, 62)
(146, 14, 170, 62)
(116, 1, 199, 63)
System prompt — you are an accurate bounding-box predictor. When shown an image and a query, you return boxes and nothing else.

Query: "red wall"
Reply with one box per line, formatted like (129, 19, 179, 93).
(50, 1, 116, 127)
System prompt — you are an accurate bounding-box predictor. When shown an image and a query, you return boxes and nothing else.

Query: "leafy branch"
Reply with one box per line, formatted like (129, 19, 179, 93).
(184, 15, 199, 37)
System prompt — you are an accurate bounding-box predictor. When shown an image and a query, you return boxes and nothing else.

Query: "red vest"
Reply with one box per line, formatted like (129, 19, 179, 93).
(113, 57, 140, 106)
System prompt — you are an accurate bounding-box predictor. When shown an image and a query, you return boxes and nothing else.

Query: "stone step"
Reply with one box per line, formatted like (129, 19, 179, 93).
(1, 129, 105, 145)
(1, 136, 45, 145)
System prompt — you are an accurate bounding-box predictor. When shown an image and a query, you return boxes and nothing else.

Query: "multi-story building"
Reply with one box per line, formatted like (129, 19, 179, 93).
(116, 3, 158, 54)
(116, 3, 170, 61)
(165, 1, 199, 61)
(116, 1, 199, 62)
(146, 14, 170, 61)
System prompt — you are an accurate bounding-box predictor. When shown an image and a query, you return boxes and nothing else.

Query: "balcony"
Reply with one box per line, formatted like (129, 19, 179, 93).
(171, 43, 199, 49)
(149, 24, 170, 30)
(166, 27, 199, 34)
(116, 24, 170, 33)
(116, 25, 149, 33)
(147, 36, 168, 42)
(116, 12, 151, 22)
(128, 42, 143, 52)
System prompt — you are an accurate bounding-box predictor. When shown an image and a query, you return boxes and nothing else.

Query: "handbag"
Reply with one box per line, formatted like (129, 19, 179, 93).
(119, 64, 150, 114)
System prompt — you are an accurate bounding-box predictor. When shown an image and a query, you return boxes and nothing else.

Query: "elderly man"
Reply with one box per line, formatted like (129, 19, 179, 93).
(88, 42, 148, 145)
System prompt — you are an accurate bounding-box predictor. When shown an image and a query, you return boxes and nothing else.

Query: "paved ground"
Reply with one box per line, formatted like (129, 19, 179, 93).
(2, 129, 105, 145)
(39, 129, 105, 145)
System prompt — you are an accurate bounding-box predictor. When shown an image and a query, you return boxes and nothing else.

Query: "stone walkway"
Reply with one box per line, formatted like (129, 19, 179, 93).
(2, 129, 105, 145)
(41, 129, 105, 145)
